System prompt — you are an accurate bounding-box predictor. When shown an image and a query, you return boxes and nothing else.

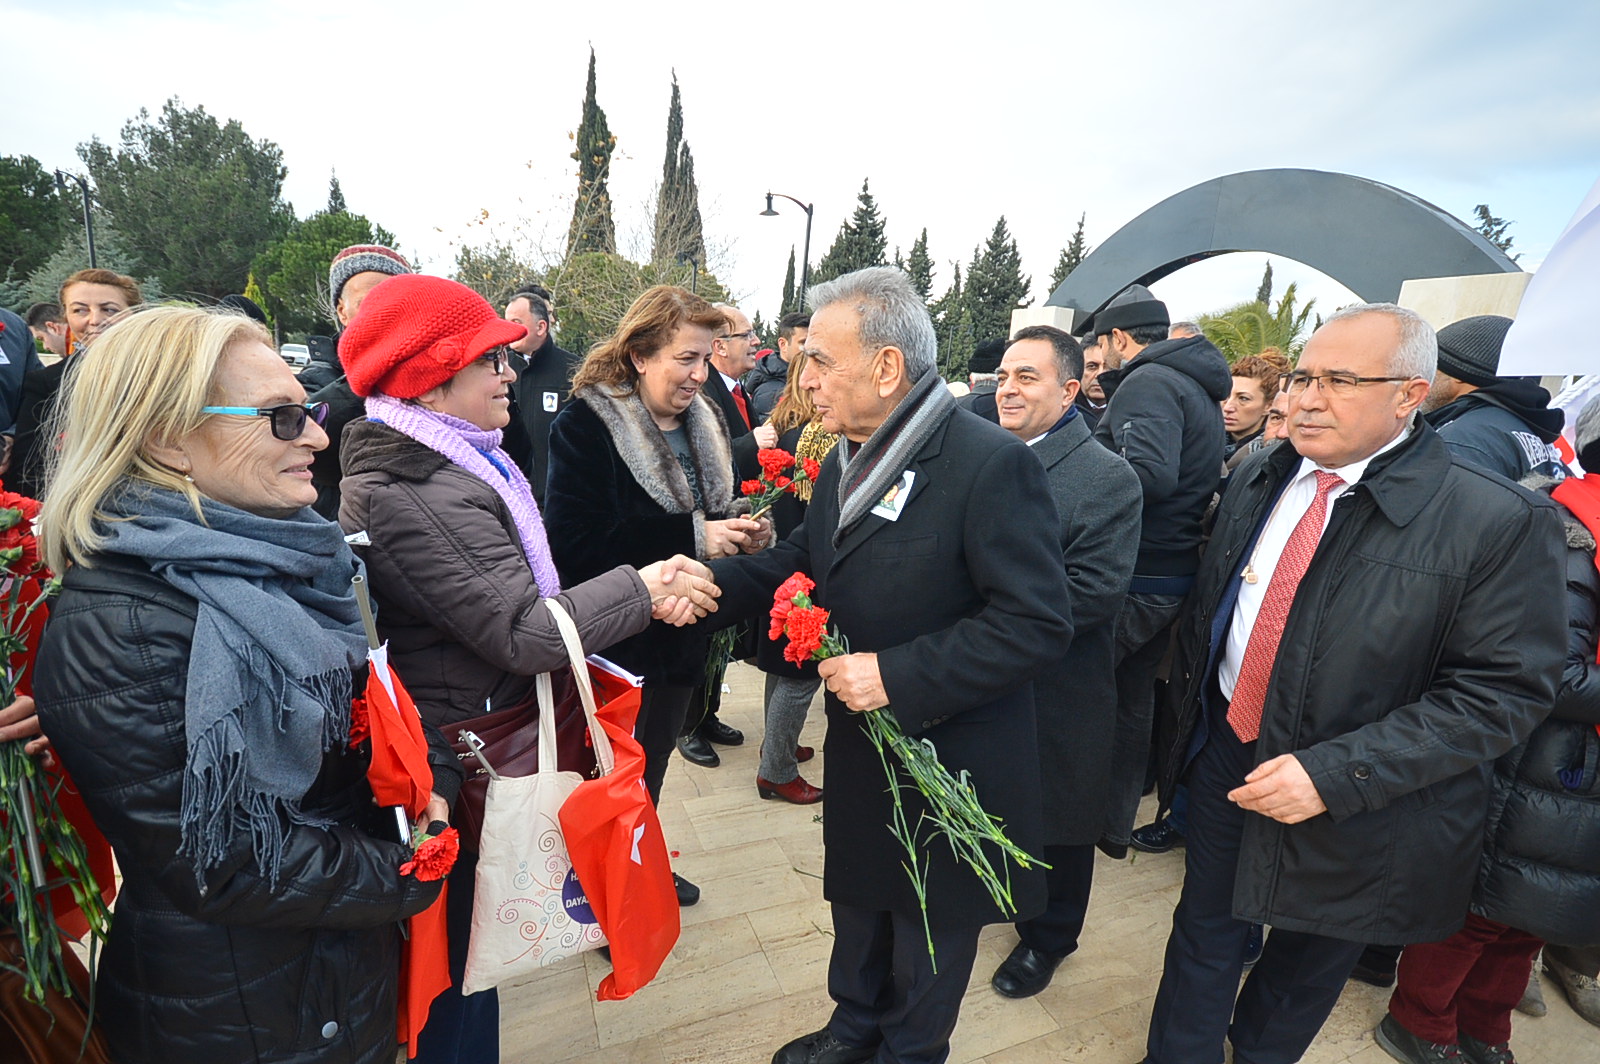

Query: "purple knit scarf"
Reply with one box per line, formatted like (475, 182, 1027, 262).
(365, 394, 562, 597)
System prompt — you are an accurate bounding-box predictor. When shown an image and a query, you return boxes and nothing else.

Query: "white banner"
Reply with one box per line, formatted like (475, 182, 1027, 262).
(1499, 175, 1600, 377)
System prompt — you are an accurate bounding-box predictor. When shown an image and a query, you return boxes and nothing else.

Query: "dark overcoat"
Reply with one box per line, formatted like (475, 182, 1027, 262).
(712, 407, 1074, 929)
(1155, 425, 1566, 943)
(1030, 414, 1142, 845)
(699, 366, 761, 480)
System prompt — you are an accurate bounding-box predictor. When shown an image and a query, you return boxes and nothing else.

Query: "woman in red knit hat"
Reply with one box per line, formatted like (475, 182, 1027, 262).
(336, 274, 719, 1064)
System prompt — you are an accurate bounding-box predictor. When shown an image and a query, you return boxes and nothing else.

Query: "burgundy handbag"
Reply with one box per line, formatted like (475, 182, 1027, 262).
(447, 669, 598, 851)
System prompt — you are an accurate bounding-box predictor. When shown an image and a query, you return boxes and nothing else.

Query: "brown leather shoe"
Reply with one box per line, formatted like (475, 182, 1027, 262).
(796, 745, 815, 762)
(758, 775, 823, 804)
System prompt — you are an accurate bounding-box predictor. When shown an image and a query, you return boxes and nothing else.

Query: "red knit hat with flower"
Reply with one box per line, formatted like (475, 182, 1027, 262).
(338, 275, 527, 398)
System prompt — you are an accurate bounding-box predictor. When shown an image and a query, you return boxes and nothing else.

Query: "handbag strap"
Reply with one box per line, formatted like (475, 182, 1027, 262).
(544, 599, 616, 777)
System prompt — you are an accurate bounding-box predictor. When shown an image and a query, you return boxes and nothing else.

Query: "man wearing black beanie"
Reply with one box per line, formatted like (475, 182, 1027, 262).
(1422, 314, 1567, 481)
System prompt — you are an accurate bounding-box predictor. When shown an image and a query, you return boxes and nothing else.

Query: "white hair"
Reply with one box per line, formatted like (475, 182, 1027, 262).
(806, 267, 937, 379)
(1323, 302, 1437, 381)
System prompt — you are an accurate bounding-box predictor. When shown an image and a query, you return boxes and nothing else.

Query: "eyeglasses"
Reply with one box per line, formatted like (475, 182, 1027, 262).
(477, 350, 509, 376)
(719, 330, 757, 343)
(1278, 372, 1415, 397)
(200, 401, 331, 440)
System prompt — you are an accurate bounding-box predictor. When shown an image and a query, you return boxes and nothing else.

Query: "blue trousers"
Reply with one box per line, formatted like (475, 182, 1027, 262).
(1145, 724, 1364, 1064)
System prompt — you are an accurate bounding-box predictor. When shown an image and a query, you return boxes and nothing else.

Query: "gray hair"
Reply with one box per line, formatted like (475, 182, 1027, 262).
(806, 266, 937, 379)
(1322, 302, 1437, 381)
(1576, 395, 1600, 453)
(1169, 321, 1202, 338)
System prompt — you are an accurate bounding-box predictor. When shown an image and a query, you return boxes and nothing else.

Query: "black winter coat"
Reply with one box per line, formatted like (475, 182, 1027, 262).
(1093, 335, 1231, 576)
(742, 350, 789, 424)
(1155, 425, 1566, 943)
(1475, 483, 1600, 946)
(711, 408, 1074, 928)
(1031, 414, 1142, 845)
(544, 392, 741, 685)
(699, 369, 762, 480)
(1426, 379, 1568, 482)
(33, 555, 447, 1064)
(509, 334, 581, 505)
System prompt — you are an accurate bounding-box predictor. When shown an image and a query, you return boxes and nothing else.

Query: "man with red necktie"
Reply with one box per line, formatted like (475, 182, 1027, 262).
(1141, 303, 1567, 1064)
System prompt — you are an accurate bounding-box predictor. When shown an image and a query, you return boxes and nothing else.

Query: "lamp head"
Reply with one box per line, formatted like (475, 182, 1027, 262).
(759, 193, 778, 217)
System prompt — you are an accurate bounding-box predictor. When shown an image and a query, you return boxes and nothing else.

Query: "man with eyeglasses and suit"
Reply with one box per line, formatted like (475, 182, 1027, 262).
(1140, 303, 1566, 1064)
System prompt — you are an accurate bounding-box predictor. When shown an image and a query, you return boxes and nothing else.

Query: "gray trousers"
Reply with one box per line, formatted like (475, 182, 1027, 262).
(760, 672, 820, 782)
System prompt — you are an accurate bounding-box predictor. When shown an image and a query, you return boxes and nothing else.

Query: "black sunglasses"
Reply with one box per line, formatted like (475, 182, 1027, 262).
(200, 401, 331, 441)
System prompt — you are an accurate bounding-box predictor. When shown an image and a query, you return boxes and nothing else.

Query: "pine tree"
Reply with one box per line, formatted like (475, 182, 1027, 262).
(1048, 214, 1089, 291)
(327, 171, 347, 214)
(964, 216, 1031, 344)
(780, 247, 797, 316)
(1473, 204, 1519, 261)
(933, 263, 973, 379)
(811, 178, 888, 283)
(651, 72, 705, 265)
(906, 228, 934, 302)
(751, 310, 769, 344)
(1255, 261, 1273, 305)
(567, 49, 617, 257)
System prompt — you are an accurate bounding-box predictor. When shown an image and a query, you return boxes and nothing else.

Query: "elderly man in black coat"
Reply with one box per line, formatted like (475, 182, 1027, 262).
(711, 268, 1073, 1064)
(1143, 304, 1566, 1064)
(985, 325, 1142, 1000)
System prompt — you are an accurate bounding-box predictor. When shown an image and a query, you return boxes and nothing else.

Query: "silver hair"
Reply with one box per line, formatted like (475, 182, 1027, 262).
(1322, 302, 1437, 381)
(806, 266, 937, 379)
(1169, 321, 1202, 338)
(1576, 395, 1600, 452)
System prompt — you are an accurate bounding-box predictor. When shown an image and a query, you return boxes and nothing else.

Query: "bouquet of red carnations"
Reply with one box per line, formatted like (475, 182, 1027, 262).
(741, 448, 822, 521)
(0, 489, 112, 1005)
(769, 572, 1045, 968)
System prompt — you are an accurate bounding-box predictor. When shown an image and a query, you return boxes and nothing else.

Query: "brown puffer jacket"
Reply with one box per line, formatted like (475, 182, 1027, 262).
(338, 418, 653, 730)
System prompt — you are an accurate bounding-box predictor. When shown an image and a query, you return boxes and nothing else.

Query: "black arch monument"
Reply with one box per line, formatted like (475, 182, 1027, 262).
(1046, 168, 1522, 326)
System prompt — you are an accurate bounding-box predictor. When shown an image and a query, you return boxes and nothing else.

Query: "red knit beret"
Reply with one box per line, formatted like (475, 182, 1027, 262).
(338, 275, 527, 398)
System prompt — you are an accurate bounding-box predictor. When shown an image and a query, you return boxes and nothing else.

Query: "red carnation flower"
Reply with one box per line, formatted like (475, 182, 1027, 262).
(400, 826, 460, 882)
(769, 571, 816, 639)
(740, 479, 763, 496)
(348, 697, 371, 747)
(801, 457, 821, 481)
(773, 475, 793, 492)
(757, 448, 795, 479)
(783, 605, 831, 665)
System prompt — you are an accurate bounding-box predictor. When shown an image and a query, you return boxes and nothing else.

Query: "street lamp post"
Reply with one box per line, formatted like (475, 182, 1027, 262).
(675, 251, 699, 294)
(760, 192, 813, 308)
(55, 170, 96, 269)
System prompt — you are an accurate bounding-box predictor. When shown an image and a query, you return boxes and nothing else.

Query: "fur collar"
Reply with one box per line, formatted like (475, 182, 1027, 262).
(1520, 472, 1596, 551)
(581, 386, 737, 518)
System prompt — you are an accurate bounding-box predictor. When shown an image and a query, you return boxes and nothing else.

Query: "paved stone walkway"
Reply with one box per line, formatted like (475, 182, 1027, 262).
(500, 662, 1597, 1063)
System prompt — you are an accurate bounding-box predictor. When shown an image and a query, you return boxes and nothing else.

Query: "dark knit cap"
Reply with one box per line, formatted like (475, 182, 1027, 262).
(1087, 284, 1169, 338)
(969, 337, 1007, 374)
(1435, 314, 1512, 388)
(329, 244, 412, 308)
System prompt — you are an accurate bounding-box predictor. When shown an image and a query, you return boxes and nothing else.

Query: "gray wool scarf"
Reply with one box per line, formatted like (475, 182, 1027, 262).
(834, 367, 956, 545)
(99, 486, 371, 891)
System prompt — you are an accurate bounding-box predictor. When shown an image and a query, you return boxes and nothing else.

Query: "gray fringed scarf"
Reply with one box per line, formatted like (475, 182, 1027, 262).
(834, 367, 956, 545)
(99, 487, 371, 890)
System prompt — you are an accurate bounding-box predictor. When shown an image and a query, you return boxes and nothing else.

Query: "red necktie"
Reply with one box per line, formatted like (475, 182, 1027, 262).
(1227, 471, 1345, 743)
(731, 382, 751, 429)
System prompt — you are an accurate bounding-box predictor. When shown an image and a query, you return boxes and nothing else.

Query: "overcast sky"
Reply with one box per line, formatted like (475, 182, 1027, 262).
(7, 0, 1598, 331)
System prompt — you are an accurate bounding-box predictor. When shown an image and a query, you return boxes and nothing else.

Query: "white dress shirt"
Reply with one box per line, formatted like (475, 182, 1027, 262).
(1218, 430, 1411, 700)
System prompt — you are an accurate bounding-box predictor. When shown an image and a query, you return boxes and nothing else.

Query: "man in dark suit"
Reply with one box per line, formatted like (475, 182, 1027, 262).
(1143, 304, 1565, 1064)
(987, 325, 1143, 1000)
(677, 302, 779, 768)
(503, 287, 581, 505)
(710, 268, 1074, 1064)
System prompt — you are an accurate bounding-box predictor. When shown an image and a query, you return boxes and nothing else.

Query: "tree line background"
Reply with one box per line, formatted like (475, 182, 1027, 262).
(1, 51, 1520, 369)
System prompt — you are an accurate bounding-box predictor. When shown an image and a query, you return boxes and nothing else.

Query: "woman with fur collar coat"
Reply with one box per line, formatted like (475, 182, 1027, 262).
(545, 286, 767, 835)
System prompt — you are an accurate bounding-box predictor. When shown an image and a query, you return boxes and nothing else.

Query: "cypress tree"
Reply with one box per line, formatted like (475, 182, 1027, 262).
(652, 72, 706, 264)
(780, 247, 797, 316)
(567, 48, 617, 257)
(1255, 261, 1273, 305)
(327, 171, 347, 214)
(906, 228, 934, 302)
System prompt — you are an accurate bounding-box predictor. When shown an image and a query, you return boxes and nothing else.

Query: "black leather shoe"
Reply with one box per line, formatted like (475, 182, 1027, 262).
(673, 873, 700, 907)
(991, 942, 1066, 998)
(1129, 817, 1186, 854)
(771, 1027, 876, 1064)
(677, 733, 720, 767)
(700, 718, 745, 746)
(1375, 1013, 1462, 1063)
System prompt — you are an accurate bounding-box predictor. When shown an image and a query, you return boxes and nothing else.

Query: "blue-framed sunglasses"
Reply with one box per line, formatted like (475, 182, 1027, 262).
(199, 401, 330, 441)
